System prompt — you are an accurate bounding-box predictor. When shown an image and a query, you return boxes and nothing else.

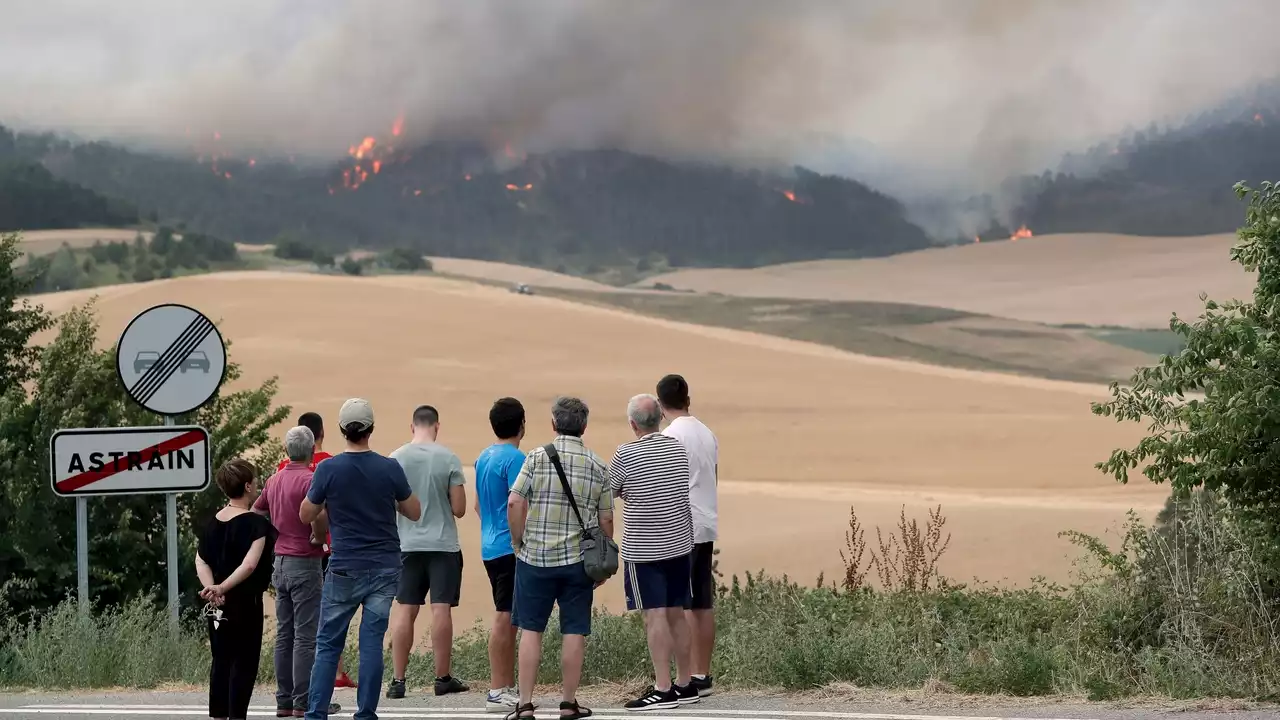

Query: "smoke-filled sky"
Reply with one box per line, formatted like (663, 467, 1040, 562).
(1, 0, 1277, 196)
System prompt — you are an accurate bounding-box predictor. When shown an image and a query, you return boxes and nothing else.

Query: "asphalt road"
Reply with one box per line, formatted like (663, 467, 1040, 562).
(0, 689, 1275, 720)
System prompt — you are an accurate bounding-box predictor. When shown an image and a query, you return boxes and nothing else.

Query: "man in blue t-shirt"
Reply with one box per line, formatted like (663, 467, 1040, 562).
(300, 398, 421, 720)
(472, 397, 526, 711)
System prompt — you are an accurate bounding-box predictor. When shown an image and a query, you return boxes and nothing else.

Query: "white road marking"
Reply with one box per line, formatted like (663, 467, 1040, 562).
(0, 705, 1100, 720)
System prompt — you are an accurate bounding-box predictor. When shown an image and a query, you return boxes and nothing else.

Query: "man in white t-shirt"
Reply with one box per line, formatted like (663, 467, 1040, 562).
(656, 374, 719, 698)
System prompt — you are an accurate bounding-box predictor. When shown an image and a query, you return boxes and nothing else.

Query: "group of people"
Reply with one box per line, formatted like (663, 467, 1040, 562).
(194, 374, 719, 720)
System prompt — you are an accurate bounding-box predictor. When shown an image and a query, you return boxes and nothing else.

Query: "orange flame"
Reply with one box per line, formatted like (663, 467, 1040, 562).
(464, 174, 472, 181)
(392, 114, 405, 137)
(782, 190, 798, 202)
(505, 183, 520, 191)
(1010, 225, 1033, 241)
(414, 189, 422, 196)
(248, 158, 256, 167)
(524, 183, 533, 190)
(224, 172, 232, 179)
(372, 160, 382, 175)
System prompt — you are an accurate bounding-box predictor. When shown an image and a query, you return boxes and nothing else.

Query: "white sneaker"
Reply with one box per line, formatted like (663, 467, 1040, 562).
(486, 687, 520, 712)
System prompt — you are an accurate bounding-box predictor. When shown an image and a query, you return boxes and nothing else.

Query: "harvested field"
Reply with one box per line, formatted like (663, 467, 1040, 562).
(34, 272, 1163, 642)
(643, 233, 1255, 328)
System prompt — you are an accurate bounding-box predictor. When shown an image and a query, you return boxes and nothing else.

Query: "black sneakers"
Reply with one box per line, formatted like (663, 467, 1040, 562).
(435, 675, 470, 696)
(385, 679, 406, 699)
(625, 687, 679, 712)
(689, 674, 714, 697)
(674, 683, 700, 705)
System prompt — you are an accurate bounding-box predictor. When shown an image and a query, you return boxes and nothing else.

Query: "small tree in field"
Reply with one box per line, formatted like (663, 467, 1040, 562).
(1093, 182, 1280, 542)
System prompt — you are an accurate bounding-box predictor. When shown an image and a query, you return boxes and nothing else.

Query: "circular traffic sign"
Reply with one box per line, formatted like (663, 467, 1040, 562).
(115, 303, 227, 416)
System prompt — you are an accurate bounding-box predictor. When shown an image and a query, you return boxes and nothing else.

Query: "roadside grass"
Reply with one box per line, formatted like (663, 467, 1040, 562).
(4, 498, 1278, 700)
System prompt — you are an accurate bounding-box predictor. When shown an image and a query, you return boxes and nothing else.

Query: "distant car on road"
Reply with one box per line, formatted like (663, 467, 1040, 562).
(511, 283, 534, 295)
(182, 350, 211, 373)
(133, 351, 160, 374)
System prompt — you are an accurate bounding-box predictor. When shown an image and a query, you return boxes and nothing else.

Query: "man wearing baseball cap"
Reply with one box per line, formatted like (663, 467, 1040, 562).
(301, 398, 422, 720)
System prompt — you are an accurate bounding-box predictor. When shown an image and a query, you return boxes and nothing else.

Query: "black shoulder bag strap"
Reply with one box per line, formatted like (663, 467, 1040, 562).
(543, 443, 587, 531)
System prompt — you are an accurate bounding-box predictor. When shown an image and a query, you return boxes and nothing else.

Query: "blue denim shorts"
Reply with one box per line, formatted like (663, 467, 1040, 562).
(512, 559, 593, 636)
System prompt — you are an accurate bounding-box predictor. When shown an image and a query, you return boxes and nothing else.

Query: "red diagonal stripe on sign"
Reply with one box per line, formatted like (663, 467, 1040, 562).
(56, 429, 206, 493)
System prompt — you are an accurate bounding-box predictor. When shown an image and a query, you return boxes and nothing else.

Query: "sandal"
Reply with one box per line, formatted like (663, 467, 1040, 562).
(506, 703, 537, 720)
(559, 700, 592, 720)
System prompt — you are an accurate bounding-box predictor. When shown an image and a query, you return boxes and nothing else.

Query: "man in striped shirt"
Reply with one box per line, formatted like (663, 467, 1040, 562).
(608, 394, 697, 712)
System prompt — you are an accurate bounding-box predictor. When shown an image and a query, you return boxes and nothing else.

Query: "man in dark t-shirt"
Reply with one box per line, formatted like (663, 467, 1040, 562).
(300, 398, 421, 720)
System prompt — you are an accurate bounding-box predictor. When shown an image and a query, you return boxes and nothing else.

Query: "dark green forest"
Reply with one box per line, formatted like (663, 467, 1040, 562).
(1009, 83, 1280, 236)
(3, 126, 935, 269)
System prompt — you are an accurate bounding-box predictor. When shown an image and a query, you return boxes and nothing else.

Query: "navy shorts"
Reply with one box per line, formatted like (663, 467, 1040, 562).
(512, 559, 594, 636)
(688, 542, 715, 610)
(625, 554, 692, 611)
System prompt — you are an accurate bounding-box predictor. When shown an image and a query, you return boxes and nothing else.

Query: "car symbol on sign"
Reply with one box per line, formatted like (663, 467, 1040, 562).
(133, 350, 212, 374)
(182, 350, 211, 374)
(133, 350, 160, 374)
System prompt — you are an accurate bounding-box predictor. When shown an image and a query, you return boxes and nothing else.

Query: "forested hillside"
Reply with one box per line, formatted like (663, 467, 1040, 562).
(4, 127, 934, 270)
(1011, 82, 1280, 235)
(0, 129, 137, 231)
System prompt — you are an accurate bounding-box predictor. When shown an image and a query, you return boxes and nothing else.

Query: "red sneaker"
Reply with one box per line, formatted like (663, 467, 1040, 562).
(335, 672, 357, 688)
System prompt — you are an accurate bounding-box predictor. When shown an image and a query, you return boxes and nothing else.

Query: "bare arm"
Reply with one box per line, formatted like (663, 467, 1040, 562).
(310, 508, 329, 544)
(599, 511, 615, 539)
(214, 537, 266, 595)
(300, 497, 322, 524)
(196, 552, 215, 588)
(507, 492, 528, 551)
(449, 485, 466, 519)
(397, 494, 422, 522)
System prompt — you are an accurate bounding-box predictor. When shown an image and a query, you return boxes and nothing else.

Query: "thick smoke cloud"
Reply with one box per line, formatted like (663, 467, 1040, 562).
(2, 0, 1278, 202)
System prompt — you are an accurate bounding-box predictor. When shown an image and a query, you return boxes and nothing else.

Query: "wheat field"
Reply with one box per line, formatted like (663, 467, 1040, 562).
(35, 271, 1163, 635)
(644, 233, 1254, 329)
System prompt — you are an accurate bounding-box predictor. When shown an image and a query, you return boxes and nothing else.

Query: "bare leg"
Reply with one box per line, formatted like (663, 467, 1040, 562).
(489, 612, 516, 689)
(561, 633, 585, 713)
(667, 608, 692, 688)
(430, 604, 453, 678)
(687, 609, 716, 676)
(390, 603, 420, 681)
(517, 630, 542, 707)
(642, 609, 674, 691)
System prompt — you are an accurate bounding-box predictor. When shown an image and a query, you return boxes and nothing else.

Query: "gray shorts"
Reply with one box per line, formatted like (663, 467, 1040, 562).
(396, 551, 463, 606)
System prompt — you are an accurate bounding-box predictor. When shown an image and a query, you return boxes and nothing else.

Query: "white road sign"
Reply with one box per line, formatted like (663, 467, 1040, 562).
(50, 426, 211, 497)
(115, 303, 226, 416)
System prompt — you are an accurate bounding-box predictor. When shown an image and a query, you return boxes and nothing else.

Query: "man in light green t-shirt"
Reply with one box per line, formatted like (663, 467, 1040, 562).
(386, 405, 469, 700)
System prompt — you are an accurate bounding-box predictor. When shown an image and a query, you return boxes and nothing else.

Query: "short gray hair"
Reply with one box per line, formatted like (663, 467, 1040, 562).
(627, 394, 662, 432)
(551, 396, 590, 437)
(284, 425, 316, 462)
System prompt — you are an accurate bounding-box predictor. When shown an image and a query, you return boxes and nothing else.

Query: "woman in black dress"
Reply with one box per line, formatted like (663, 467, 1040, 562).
(196, 458, 275, 720)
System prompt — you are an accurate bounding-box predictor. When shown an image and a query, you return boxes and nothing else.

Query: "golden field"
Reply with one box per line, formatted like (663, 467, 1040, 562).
(643, 233, 1255, 329)
(34, 270, 1165, 635)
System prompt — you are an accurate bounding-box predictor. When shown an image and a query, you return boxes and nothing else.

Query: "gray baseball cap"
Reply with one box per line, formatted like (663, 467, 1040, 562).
(338, 398, 374, 431)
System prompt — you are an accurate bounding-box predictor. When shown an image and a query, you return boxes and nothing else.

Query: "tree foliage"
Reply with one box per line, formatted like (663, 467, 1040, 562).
(0, 301, 289, 621)
(1093, 182, 1280, 529)
(0, 233, 54, 393)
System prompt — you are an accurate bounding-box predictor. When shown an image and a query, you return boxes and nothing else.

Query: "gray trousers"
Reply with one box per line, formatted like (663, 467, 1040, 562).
(272, 555, 323, 711)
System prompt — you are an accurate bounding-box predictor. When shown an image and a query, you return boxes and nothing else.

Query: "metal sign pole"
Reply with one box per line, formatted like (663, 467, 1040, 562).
(76, 496, 88, 618)
(164, 414, 179, 635)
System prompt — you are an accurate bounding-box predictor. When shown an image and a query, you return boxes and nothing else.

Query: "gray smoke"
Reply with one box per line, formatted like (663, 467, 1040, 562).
(2, 0, 1278, 230)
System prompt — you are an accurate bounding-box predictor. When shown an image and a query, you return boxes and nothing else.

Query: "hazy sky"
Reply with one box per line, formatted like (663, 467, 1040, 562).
(2, 0, 1277, 196)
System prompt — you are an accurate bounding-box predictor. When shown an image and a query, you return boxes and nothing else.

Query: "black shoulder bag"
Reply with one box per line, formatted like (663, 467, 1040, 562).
(543, 443, 619, 582)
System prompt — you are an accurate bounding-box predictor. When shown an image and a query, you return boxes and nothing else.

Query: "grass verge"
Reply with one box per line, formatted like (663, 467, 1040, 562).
(4, 498, 1278, 700)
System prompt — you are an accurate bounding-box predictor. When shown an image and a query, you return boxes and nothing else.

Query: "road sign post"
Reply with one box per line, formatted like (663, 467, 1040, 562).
(51, 303, 226, 633)
(76, 497, 87, 618)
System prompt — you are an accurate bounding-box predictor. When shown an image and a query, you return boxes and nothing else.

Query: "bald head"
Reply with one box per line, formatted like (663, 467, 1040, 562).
(627, 393, 663, 436)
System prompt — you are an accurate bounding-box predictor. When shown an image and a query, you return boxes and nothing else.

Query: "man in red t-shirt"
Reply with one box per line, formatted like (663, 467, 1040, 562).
(276, 412, 355, 689)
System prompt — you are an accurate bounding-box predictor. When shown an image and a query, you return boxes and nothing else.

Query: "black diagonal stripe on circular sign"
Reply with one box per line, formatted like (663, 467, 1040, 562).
(137, 320, 214, 405)
(128, 314, 210, 400)
(129, 314, 216, 406)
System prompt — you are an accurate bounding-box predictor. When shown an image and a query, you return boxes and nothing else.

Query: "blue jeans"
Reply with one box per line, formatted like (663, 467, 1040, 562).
(305, 566, 399, 720)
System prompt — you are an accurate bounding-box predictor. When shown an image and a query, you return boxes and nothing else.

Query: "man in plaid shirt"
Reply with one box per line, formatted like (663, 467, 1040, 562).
(506, 396, 614, 720)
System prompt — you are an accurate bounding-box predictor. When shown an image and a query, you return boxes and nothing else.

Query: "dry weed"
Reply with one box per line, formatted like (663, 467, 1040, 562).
(841, 504, 951, 592)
